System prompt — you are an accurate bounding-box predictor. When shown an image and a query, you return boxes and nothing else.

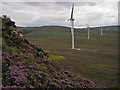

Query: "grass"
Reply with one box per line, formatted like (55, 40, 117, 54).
(48, 55, 65, 61)
(21, 26, 118, 88)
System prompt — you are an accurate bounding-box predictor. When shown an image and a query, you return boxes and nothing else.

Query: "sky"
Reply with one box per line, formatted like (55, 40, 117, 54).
(1, 1, 119, 28)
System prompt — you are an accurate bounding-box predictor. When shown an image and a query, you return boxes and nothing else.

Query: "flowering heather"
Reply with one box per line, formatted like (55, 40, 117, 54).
(2, 16, 103, 89)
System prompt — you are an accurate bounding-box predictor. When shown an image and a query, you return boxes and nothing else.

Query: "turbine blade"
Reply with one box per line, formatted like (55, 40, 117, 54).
(70, 4, 74, 19)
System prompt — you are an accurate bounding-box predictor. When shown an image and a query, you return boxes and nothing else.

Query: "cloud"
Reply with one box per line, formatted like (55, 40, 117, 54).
(88, 2, 96, 6)
(1, 2, 118, 28)
(1, 0, 119, 2)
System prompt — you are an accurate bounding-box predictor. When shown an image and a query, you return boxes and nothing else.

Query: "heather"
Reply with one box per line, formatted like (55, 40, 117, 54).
(2, 15, 102, 88)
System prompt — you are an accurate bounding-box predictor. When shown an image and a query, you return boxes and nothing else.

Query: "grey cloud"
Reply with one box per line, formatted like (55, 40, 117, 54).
(23, 2, 41, 6)
(55, 2, 87, 8)
(88, 2, 96, 6)
(1, 2, 118, 27)
(107, 15, 115, 17)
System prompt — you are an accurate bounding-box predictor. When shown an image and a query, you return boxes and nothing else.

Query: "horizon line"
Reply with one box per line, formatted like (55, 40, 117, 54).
(17, 24, 119, 28)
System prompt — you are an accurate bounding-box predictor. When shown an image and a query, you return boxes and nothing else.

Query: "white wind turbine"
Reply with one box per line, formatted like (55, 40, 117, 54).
(68, 4, 80, 50)
(107, 26, 108, 31)
(101, 26, 103, 36)
(86, 24, 90, 39)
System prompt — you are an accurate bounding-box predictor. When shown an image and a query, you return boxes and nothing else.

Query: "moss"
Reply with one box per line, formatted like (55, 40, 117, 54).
(9, 27, 17, 31)
(2, 41, 9, 51)
(2, 31, 10, 40)
(10, 47, 18, 53)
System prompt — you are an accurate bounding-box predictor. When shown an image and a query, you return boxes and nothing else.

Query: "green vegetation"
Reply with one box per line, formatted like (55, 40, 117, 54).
(3, 16, 104, 88)
(21, 26, 118, 88)
(48, 55, 65, 61)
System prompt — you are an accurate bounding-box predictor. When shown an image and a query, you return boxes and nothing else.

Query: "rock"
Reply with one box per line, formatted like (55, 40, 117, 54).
(19, 33, 23, 37)
(10, 30, 19, 38)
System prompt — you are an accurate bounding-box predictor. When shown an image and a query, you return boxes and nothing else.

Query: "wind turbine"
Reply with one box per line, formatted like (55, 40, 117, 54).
(101, 26, 103, 36)
(107, 26, 108, 31)
(68, 4, 75, 49)
(68, 4, 80, 50)
(86, 24, 90, 39)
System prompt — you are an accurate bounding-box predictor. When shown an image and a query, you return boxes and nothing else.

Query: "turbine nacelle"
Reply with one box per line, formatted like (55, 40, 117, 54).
(86, 24, 89, 27)
(68, 18, 75, 21)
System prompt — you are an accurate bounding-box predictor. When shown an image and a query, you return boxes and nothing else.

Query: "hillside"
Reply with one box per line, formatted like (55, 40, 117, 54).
(18, 25, 118, 36)
(18, 23, 118, 88)
(2, 15, 102, 88)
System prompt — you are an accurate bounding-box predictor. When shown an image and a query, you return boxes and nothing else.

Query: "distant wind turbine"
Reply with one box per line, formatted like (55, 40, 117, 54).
(68, 4, 80, 50)
(107, 26, 108, 31)
(101, 26, 103, 36)
(86, 24, 90, 39)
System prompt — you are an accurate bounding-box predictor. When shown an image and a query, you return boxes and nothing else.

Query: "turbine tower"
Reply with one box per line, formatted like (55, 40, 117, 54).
(101, 26, 103, 36)
(69, 4, 75, 49)
(107, 26, 108, 31)
(86, 24, 90, 39)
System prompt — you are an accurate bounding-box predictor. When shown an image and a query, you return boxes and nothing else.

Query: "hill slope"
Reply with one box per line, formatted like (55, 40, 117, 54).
(2, 15, 102, 88)
(18, 25, 118, 35)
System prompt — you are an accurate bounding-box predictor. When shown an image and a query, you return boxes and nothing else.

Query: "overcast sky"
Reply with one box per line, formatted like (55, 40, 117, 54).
(1, 1, 118, 28)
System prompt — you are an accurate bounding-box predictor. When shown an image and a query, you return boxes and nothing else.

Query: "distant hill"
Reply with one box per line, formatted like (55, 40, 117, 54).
(87, 25, 118, 32)
(18, 25, 118, 36)
(18, 26, 84, 35)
